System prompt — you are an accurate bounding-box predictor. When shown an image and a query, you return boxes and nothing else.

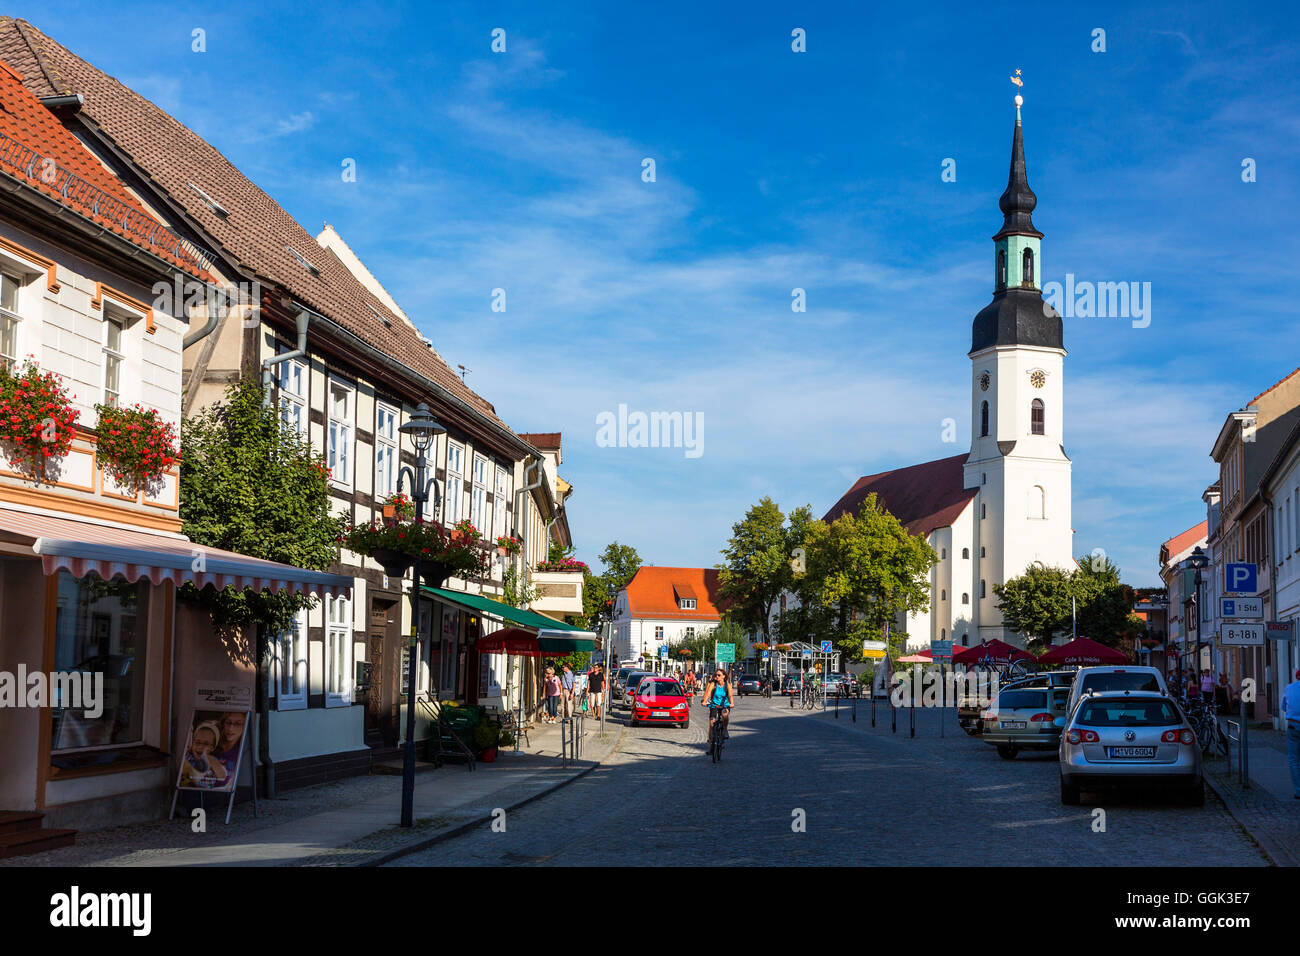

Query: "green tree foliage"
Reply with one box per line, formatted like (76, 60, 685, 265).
(180, 378, 346, 634)
(577, 541, 644, 632)
(994, 556, 1141, 651)
(797, 493, 935, 662)
(717, 498, 808, 642)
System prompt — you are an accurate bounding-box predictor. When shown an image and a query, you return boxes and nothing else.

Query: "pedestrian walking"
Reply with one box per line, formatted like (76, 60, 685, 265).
(1185, 671, 1201, 700)
(560, 662, 576, 719)
(543, 666, 561, 723)
(1215, 672, 1232, 710)
(1200, 669, 1215, 701)
(1284, 667, 1300, 800)
(588, 663, 605, 720)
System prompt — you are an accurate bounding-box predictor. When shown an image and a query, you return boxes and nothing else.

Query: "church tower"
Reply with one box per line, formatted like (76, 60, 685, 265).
(963, 92, 1075, 644)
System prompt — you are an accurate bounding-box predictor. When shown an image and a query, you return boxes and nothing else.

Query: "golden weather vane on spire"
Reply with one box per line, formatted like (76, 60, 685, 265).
(1010, 68, 1024, 108)
(1010, 68, 1023, 88)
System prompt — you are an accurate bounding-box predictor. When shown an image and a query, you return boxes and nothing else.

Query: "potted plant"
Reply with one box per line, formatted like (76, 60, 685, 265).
(535, 556, 590, 573)
(0, 359, 79, 482)
(495, 534, 522, 556)
(340, 514, 491, 583)
(95, 401, 179, 494)
(472, 721, 501, 762)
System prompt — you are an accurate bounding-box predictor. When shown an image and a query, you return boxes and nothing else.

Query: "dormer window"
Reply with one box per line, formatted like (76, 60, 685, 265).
(1022, 247, 1034, 286)
(679, 598, 696, 610)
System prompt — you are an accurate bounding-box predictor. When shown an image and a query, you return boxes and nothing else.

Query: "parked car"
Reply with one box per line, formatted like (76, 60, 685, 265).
(629, 676, 690, 728)
(780, 674, 802, 696)
(737, 674, 764, 696)
(981, 684, 1070, 759)
(1065, 665, 1168, 718)
(1059, 690, 1203, 805)
(613, 670, 651, 708)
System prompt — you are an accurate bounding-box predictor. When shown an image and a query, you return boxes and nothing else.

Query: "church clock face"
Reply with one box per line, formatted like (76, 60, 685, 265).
(979, 372, 990, 391)
(1029, 370, 1046, 388)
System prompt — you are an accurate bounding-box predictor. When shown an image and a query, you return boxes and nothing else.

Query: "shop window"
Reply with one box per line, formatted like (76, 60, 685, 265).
(50, 572, 149, 751)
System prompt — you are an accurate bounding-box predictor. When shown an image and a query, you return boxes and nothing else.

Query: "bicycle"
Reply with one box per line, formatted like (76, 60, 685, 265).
(708, 705, 727, 762)
(802, 682, 820, 710)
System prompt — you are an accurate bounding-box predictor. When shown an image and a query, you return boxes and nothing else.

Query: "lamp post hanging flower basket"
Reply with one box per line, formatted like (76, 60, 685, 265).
(341, 515, 489, 584)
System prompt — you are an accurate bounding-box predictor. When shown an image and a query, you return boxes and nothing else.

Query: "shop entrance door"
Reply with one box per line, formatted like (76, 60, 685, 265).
(368, 596, 400, 746)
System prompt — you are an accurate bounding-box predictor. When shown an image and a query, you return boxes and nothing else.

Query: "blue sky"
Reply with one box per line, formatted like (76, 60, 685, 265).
(18, 1, 1300, 585)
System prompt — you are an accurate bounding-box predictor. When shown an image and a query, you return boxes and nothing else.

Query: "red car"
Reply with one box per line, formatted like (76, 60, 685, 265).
(630, 676, 691, 728)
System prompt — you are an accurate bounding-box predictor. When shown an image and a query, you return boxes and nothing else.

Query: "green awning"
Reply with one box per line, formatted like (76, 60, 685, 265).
(424, 586, 596, 653)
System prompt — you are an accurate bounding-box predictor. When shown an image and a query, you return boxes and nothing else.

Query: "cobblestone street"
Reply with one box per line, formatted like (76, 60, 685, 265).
(389, 695, 1271, 866)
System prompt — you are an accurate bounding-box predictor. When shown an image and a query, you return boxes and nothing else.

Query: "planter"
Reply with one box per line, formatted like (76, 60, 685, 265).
(497, 546, 509, 557)
(373, 547, 414, 577)
(479, 746, 498, 763)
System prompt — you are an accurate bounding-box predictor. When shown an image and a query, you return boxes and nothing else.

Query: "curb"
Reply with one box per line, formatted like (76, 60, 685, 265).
(1202, 770, 1296, 868)
(360, 724, 627, 867)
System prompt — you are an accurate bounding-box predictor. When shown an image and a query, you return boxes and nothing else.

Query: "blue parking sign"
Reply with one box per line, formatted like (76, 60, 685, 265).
(1225, 563, 1257, 595)
(761, 649, 770, 660)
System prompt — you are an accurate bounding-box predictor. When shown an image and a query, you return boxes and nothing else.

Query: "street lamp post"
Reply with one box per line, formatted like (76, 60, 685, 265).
(1189, 545, 1209, 690)
(396, 403, 446, 829)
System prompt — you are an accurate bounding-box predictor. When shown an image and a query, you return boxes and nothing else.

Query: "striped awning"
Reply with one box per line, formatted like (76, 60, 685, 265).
(0, 508, 352, 598)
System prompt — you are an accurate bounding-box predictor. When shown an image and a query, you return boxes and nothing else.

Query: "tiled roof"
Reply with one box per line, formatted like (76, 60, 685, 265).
(623, 567, 724, 620)
(1160, 521, 1207, 566)
(0, 17, 511, 433)
(0, 58, 207, 278)
(518, 432, 561, 449)
(823, 454, 977, 538)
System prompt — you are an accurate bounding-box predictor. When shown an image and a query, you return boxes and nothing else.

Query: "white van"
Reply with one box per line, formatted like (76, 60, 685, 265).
(1065, 665, 1169, 717)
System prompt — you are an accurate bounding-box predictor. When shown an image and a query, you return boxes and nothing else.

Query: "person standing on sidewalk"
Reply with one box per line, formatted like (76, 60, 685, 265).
(560, 663, 576, 719)
(543, 667, 562, 724)
(1284, 667, 1300, 800)
(588, 663, 605, 721)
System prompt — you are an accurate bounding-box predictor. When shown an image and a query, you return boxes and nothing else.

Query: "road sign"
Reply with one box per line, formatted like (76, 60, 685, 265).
(715, 643, 735, 663)
(819, 640, 833, 653)
(658, 645, 668, 659)
(930, 639, 954, 660)
(1222, 596, 1263, 619)
(862, 640, 887, 652)
(1220, 623, 1266, 647)
(761, 649, 770, 660)
(801, 650, 813, 659)
(1224, 563, 1258, 595)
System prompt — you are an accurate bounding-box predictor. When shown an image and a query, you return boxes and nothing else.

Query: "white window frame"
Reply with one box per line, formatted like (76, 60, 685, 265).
(327, 379, 355, 490)
(445, 440, 464, 524)
(277, 352, 308, 439)
(679, 597, 696, 610)
(375, 402, 399, 498)
(325, 595, 354, 707)
(494, 465, 510, 539)
(272, 611, 308, 710)
(0, 270, 24, 372)
(471, 453, 488, 532)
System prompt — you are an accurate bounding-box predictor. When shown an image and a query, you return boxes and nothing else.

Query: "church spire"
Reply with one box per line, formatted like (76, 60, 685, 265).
(995, 93, 1042, 240)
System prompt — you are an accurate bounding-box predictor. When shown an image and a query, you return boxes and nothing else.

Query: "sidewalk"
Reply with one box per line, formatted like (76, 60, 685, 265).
(2, 713, 623, 867)
(1204, 724, 1300, 867)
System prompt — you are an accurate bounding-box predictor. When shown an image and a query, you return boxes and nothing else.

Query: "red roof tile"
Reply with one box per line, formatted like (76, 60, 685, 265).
(518, 432, 561, 449)
(623, 567, 724, 620)
(1160, 521, 1207, 564)
(1249, 366, 1300, 406)
(823, 454, 977, 538)
(0, 56, 207, 278)
(0, 18, 513, 434)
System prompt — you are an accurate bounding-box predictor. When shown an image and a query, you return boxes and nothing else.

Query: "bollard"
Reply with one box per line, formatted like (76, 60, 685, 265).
(560, 717, 568, 766)
(891, 700, 897, 733)
(835, 693, 840, 719)
(852, 695, 857, 723)
(910, 704, 915, 738)
(871, 696, 876, 727)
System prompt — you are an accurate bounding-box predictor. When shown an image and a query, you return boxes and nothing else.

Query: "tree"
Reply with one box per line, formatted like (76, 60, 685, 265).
(993, 562, 1074, 651)
(579, 541, 644, 632)
(798, 494, 935, 662)
(1070, 556, 1141, 648)
(180, 377, 345, 636)
(599, 541, 643, 593)
(717, 498, 807, 642)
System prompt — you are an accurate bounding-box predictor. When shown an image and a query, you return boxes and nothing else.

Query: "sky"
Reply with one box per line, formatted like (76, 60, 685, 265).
(16, 0, 1300, 585)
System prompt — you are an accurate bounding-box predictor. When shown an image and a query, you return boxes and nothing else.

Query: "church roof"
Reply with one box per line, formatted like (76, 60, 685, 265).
(994, 107, 1042, 240)
(971, 287, 1063, 353)
(823, 454, 977, 539)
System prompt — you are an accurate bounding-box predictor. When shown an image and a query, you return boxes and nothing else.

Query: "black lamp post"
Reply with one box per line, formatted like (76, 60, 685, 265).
(1189, 545, 1209, 689)
(396, 402, 445, 829)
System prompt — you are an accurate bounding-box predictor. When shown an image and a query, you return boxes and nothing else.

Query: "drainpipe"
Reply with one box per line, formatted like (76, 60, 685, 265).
(1262, 488, 1278, 727)
(259, 308, 310, 405)
(182, 291, 223, 350)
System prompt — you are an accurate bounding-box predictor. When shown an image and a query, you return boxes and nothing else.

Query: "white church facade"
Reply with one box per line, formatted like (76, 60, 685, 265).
(824, 98, 1075, 652)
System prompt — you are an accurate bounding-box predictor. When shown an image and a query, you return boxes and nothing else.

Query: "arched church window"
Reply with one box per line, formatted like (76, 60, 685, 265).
(962, 548, 969, 559)
(1030, 485, 1046, 519)
(980, 401, 989, 437)
(941, 628, 946, 639)
(941, 548, 946, 559)
(997, 249, 1007, 290)
(981, 546, 986, 557)
(1031, 398, 1045, 435)
(961, 593, 969, 604)
(1022, 247, 1034, 285)
(941, 590, 946, 600)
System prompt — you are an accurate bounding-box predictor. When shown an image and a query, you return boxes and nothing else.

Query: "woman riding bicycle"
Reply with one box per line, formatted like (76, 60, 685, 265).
(701, 669, 734, 748)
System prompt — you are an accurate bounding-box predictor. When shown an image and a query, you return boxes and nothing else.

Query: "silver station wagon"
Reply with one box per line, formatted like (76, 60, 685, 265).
(1059, 690, 1203, 806)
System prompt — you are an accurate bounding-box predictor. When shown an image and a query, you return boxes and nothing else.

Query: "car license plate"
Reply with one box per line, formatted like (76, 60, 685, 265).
(1107, 746, 1156, 758)
(1001, 720, 1026, 729)
(652, 711, 669, 718)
